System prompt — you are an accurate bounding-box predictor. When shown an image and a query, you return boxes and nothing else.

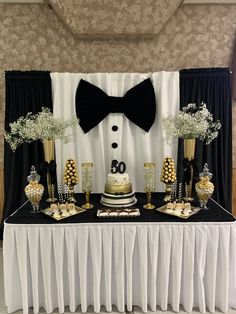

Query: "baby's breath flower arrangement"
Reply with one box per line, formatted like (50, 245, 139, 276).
(162, 102, 221, 144)
(5, 107, 79, 152)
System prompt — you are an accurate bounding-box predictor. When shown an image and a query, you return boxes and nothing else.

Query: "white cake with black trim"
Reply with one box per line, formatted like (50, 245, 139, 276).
(101, 173, 137, 207)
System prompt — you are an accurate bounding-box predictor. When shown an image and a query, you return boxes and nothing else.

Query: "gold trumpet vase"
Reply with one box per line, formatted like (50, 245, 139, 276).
(183, 138, 196, 200)
(43, 139, 57, 202)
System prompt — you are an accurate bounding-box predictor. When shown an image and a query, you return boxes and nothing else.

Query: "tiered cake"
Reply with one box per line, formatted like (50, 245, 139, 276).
(101, 172, 137, 207)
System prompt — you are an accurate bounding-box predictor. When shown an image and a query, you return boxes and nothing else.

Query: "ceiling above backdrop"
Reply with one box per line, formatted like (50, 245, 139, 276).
(43, 0, 183, 39)
(1, 0, 236, 38)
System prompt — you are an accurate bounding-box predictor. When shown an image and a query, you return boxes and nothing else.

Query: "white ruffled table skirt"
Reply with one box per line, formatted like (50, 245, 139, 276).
(3, 221, 236, 314)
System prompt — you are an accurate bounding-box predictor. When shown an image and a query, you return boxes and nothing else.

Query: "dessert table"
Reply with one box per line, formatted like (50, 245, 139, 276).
(3, 193, 236, 314)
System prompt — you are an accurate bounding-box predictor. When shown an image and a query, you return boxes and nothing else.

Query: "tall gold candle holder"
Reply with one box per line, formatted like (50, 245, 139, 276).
(81, 163, 94, 209)
(143, 163, 156, 209)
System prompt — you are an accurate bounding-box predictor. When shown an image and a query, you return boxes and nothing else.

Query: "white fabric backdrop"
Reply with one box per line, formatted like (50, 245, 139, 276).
(3, 221, 236, 314)
(51, 72, 179, 193)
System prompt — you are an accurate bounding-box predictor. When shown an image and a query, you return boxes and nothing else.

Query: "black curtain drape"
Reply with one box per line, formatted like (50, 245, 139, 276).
(178, 68, 232, 212)
(1, 71, 52, 239)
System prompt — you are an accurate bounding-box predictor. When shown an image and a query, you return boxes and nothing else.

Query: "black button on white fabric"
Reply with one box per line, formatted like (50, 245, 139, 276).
(112, 142, 118, 149)
(112, 125, 118, 131)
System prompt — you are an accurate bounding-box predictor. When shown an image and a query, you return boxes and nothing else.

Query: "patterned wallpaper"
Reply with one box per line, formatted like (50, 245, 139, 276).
(0, 3, 235, 168)
(47, 0, 182, 38)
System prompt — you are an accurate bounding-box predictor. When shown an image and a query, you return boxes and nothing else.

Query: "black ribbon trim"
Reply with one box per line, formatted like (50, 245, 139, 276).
(39, 160, 57, 186)
(182, 158, 199, 185)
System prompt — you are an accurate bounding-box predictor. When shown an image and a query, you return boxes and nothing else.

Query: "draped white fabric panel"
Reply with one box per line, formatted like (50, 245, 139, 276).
(3, 222, 236, 314)
(51, 72, 179, 193)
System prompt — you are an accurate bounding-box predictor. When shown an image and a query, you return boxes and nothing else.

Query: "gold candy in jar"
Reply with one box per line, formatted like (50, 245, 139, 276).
(195, 163, 214, 210)
(25, 165, 44, 213)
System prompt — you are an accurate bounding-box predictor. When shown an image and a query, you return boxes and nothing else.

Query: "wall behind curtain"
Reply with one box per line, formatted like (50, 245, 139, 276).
(1, 71, 53, 238)
(0, 3, 236, 217)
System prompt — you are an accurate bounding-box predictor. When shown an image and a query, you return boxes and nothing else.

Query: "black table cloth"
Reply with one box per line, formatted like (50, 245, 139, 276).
(5, 193, 235, 224)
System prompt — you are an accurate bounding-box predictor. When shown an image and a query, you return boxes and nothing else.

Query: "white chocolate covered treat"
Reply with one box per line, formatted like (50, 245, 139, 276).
(53, 211, 61, 219)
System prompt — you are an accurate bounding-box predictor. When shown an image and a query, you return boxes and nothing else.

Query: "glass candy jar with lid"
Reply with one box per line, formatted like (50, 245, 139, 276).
(195, 163, 214, 210)
(25, 166, 44, 213)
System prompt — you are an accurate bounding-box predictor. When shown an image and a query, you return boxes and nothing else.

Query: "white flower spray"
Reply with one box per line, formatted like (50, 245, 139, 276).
(162, 102, 221, 144)
(5, 107, 79, 151)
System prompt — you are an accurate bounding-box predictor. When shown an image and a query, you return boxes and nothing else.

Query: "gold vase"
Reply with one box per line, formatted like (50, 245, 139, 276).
(43, 139, 56, 202)
(183, 138, 196, 200)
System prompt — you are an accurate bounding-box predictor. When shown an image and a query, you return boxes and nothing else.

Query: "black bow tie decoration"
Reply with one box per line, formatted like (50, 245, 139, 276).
(182, 157, 199, 187)
(39, 160, 57, 186)
(75, 78, 156, 133)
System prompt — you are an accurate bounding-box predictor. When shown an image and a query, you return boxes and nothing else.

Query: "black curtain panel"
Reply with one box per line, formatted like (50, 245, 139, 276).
(178, 68, 232, 212)
(1, 71, 52, 239)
